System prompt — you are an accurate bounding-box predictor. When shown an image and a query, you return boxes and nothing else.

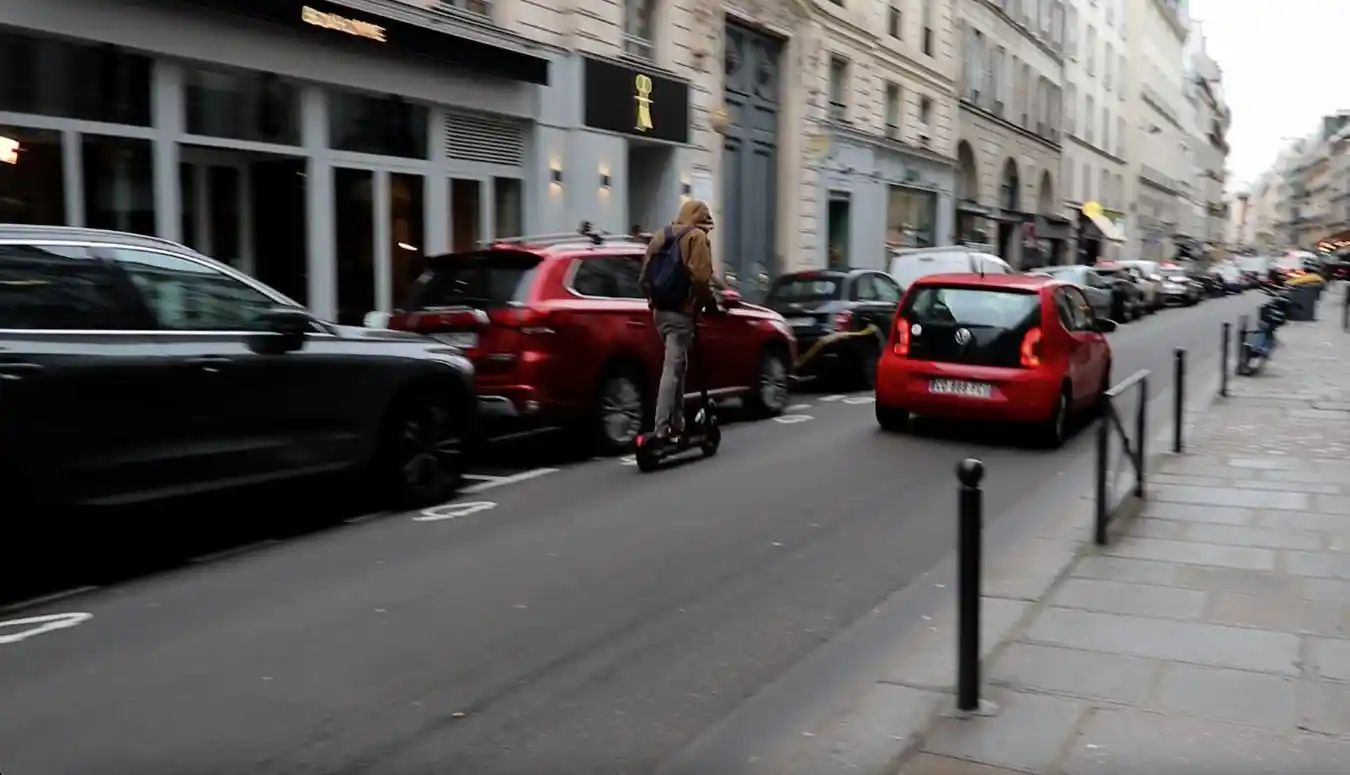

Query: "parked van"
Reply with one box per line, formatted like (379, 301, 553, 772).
(888, 245, 1013, 292)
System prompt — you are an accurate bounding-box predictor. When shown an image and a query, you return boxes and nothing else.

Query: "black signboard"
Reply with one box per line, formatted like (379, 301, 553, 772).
(582, 57, 689, 144)
(174, 0, 549, 85)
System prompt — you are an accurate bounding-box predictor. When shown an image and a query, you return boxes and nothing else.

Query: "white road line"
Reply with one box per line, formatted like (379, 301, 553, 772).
(461, 467, 559, 493)
(619, 454, 637, 466)
(1, 586, 98, 614)
(0, 612, 92, 645)
(842, 395, 875, 404)
(819, 394, 847, 402)
(414, 501, 497, 522)
(786, 403, 812, 412)
(463, 474, 505, 482)
(774, 414, 814, 424)
(190, 539, 280, 564)
(344, 511, 390, 524)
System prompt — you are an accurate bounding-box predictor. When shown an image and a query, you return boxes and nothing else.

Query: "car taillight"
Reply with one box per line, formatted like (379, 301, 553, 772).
(892, 318, 910, 356)
(1020, 327, 1042, 368)
(488, 307, 554, 335)
(833, 310, 853, 332)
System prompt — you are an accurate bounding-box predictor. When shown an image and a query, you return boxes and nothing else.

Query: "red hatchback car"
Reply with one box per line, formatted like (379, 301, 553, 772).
(388, 230, 797, 454)
(874, 273, 1116, 446)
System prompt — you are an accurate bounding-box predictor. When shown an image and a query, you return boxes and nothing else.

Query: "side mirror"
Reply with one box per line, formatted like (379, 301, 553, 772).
(721, 289, 742, 306)
(254, 306, 311, 353)
(1093, 318, 1118, 333)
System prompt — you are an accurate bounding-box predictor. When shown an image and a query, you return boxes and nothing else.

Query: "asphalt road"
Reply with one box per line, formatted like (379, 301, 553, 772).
(0, 294, 1259, 775)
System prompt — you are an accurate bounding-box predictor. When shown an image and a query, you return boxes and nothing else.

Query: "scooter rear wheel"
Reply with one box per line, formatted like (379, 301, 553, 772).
(701, 422, 722, 457)
(634, 437, 661, 472)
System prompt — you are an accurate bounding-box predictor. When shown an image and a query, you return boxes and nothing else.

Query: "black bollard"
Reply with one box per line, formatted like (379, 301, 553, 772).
(1173, 348, 1185, 453)
(956, 458, 985, 713)
(1237, 314, 1249, 374)
(1220, 323, 1230, 397)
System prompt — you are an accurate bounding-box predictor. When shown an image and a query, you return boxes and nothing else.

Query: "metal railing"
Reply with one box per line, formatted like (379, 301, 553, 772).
(1094, 369, 1149, 545)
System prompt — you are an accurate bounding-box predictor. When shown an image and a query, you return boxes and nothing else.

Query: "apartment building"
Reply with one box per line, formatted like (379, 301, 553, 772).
(954, 0, 1067, 267)
(1061, 0, 1128, 263)
(1181, 21, 1229, 248)
(1123, 0, 1190, 262)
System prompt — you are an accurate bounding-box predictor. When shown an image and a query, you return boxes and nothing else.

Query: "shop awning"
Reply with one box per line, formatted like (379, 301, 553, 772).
(1081, 201, 1125, 243)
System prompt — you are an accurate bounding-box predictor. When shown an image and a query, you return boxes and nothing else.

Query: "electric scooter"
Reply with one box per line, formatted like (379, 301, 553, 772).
(634, 306, 722, 471)
(1238, 283, 1290, 376)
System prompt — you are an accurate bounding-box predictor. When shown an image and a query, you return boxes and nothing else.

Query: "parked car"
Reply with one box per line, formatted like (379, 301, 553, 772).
(1115, 260, 1164, 311)
(1157, 266, 1203, 305)
(1025, 265, 1115, 320)
(765, 268, 901, 387)
(387, 228, 797, 454)
(1089, 262, 1146, 320)
(874, 272, 1115, 447)
(0, 226, 477, 589)
(888, 245, 1012, 292)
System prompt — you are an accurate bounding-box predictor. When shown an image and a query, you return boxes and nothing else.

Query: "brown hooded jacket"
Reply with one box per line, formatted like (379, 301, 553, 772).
(639, 199, 720, 315)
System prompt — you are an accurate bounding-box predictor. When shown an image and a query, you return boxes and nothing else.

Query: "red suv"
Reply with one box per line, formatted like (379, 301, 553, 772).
(388, 230, 797, 454)
(875, 273, 1116, 446)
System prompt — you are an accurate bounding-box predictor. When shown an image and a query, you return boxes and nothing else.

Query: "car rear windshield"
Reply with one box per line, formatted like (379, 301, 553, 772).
(404, 251, 540, 310)
(767, 276, 842, 303)
(903, 286, 1040, 330)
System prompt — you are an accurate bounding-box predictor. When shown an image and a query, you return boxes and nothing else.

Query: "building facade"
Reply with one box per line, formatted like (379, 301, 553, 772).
(954, 0, 1067, 268)
(1181, 21, 1229, 250)
(1123, 0, 1189, 263)
(1061, 0, 1128, 263)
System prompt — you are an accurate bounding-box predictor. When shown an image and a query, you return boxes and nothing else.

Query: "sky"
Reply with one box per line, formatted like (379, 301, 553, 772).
(1188, 0, 1350, 191)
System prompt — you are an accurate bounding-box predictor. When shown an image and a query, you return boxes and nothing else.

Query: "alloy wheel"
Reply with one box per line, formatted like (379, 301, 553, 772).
(601, 376, 644, 446)
(399, 404, 462, 491)
(759, 354, 790, 412)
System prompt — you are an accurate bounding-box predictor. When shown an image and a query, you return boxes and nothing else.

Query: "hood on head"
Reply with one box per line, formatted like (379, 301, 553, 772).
(674, 199, 713, 231)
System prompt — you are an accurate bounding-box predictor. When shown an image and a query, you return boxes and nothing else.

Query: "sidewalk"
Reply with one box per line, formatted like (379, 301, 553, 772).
(903, 285, 1350, 775)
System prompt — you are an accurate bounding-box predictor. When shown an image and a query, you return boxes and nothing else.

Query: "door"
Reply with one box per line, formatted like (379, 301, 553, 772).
(105, 246, 355, 489)
(179, 151, 251, 273)
(851, 272, 902, 337)
(0, 242, 178, 507)
(723, 23, 782, 301)
(566, 255, 664, 394)
(1055, 287, 1102, 405)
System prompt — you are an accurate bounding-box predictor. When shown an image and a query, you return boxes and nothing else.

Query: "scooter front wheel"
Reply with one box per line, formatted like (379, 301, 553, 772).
(701, 422, 722, 457)
(634, 436, 661, 472)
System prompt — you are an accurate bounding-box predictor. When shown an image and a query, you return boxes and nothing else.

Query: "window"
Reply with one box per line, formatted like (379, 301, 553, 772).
(1055, 287, 1092, 330)
(0, 31, 152, 126)
(1051, 1, 1064, 50)
(852, 274, 881, 301)
(828, 56, 849, 121)
(0, 244, 147, 330)
(1066, 5, 1078, 57)
(83, 136, 154, 237)
(1099, 168, 1109, 205)
(493, 178, 524, 239)
(1106, 0, 1115, 26)
(888, 4, 901, 37)
(1020, 63, 1031, 125)
(873, 274, 902, 302)
(964, 29, 985, 102)
(1102, 107, 1110, 150)
(1104, 43, 1113, 90)
(1118, 54, 1127, 100)
(1085, 25, 1096, 74)
(885, 82, 901, 138)
(328, 91, 429, 159)
(571, 256, 643, 298)
(447, 0, 490, 15)
(1066, 162, 1075, 201)
(922, 0, 935, 55)
(919, 95, 933, 125)
(1065, 81, 1077, 133)
(993, 47, 1008, 114)
(185, 67, 300, 145)
(623, 0, 655, 59)
(111, 249, 281, 331)
(1085, 94, 1095, 143)
(1082, 162, 1092, 200)
(887, 186, 937, 248)
(0, 126, 65, 226)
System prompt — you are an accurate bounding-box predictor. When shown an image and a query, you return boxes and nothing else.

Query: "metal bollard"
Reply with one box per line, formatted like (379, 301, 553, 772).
(1237, 314, 1249, 374)
(1220, 323, 1230, 397)
(1173, 348, 1185, 453)
(956, 458, 984, 713)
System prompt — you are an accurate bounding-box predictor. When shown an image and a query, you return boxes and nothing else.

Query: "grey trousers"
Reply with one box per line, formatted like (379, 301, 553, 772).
(653, 309, 695, 435)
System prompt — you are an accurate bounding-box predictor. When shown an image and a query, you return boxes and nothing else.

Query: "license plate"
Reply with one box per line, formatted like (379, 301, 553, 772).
(786, 317, 815, 327)
(929, 379, 991, 398)
(437, 332, 479, 349)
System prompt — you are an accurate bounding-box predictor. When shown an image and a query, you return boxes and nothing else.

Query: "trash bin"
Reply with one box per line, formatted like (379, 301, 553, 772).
(1287, 285, 1318, 321)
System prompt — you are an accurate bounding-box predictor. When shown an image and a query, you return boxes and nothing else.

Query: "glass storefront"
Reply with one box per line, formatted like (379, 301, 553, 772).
(390, 173, 425, 307)
(0, 126, 64, 225)
(82, 135, 154, 236)
(887, 185, 937, 249)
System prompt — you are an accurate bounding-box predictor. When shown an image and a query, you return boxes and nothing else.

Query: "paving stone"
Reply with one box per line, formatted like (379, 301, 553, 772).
(1302, 577, 1350, 603)
(1258, 509, 1350, 533)
(1024, 608, 1300, 675)
(1147, 663, 1299, 729)
(1308, 638, 1350, 683)
(1153, 484, 1310, 511)
(1284, 551, 1350, 580)
(1230, 457, 1305, 470)
(1138, 501, 1255, 525)
(1123, 518, 1187, 540)
(1300, 679, 1350, 736)
(1260, 468, 1344, 485)
(883, 598, 1031, 690)
(1174, 565, 1306, 597)
(924, 691, 1085, 774)
(1104, 537, 1275, 571)
(1071, 556, 1179, 586)
(989, 643, 1156, 704)
(902, 753, 1028, 775)
(1062, 707, 1350, 775)
(1185, 523, 1324, 550)
(1205, 592, 1349, 636)
(785, 683, 943, 774)
(1316, 495, 1350, 515)
(1049, 578, 1206, 620)
(1150, 474, 1227, 487)
(1237, 480, 1342, 495)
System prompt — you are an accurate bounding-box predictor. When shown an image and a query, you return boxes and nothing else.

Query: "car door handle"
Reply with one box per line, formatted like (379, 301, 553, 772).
(186, 356, 232, 372)
(0, 362, 42, 381)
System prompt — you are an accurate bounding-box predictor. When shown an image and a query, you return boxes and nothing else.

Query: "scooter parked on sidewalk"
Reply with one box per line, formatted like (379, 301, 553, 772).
(1238, 283, 1292, 376)
(634, 305, 723, 471)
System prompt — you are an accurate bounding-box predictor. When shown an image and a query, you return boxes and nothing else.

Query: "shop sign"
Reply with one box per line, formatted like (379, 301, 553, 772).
(583, 57, 689, 145)
(0, 136, 17, 165)
(301, 5, 386, 42)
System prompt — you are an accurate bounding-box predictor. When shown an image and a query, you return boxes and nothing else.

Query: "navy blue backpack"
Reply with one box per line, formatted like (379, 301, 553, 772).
(647, 226, 695, 310)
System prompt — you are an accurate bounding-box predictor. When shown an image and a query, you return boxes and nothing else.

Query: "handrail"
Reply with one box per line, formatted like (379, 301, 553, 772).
(1094, 369, 1150, 545)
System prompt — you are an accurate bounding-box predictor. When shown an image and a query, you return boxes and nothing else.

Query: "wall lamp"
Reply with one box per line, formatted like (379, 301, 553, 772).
(550, 167, 564, 185)
(600, 172, 611, 189)
(681, 181, 692, 196)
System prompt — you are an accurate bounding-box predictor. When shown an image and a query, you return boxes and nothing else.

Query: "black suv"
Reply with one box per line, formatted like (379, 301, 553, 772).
(0, 227, 476, 576)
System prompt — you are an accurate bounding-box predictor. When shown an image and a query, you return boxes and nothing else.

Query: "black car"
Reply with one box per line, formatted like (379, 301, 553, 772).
(1090, 264, 1145, 320)
(765, 268, 902, 387)
(0, 227, 476, 577)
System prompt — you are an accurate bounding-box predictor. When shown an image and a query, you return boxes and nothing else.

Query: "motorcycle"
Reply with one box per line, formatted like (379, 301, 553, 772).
(1238, 283, 1291, 376)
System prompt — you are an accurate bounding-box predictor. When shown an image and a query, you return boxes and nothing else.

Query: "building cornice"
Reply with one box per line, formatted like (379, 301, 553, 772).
(960, 99, 1061, 152)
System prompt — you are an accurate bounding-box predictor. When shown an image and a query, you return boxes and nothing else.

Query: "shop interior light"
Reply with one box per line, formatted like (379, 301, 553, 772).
(397, 242, 418, 251)
(0, 136, 18, 164)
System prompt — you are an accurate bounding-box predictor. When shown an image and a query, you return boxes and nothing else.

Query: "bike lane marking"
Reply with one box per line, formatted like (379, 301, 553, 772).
(0, 612, 92, 645)
(414, 501, 497, 522)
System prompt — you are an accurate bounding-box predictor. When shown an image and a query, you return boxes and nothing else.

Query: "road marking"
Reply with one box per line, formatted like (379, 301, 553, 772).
(414, 501, 497, 521)
(1, 586, 98, 614)
(619, 454, 637, 466)
(344, 511, 391, 524)
(843, 395, 875, 404)
(463, 474, 504, 482)
(819, 394, 846, 402)
(0, 612, 91, 645)
(191, 539, 280, 564)
(774, 414, 813, 424)
(786, 403, 812, 412)
(461, 467, 559, 493)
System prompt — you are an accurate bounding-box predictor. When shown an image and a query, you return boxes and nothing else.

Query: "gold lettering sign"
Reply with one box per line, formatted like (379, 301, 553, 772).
(634, 74, 654, 132)
(301, 5, 387, 43)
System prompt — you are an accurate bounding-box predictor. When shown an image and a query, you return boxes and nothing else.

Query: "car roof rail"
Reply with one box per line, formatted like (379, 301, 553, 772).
(484, 221, 651, 249)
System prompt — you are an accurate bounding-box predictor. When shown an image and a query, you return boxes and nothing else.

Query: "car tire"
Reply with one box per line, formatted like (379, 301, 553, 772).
(876, 403, 910, 432)
(590, 364, 648, 456)
(746, 346, 791, 418)
(1039, 384, 1071, 448)
(374, 389, 467, 511)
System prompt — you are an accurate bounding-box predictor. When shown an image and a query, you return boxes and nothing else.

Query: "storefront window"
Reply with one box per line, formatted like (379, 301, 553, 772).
(390, 174, 425, 308)
(82, 135, 154, 236)
(451, 178, 482, 252)
(0, 31, 152, 126)
(493, 177, 523, 239)
(329, 92, 428, 160)
(0, 127, 65, 225)
(886, 185, 937, 248)
(334, 168, 374, 325)
(185, 68, 300, 146)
